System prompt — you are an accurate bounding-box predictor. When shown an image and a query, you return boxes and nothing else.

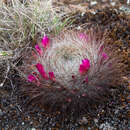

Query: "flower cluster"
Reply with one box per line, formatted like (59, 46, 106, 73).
(28, 36, 55, 84)
(27, 32, 110, 88)
(27, 34, 96, 86)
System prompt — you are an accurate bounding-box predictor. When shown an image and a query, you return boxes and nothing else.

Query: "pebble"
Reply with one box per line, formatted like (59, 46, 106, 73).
(22, 122, 25, 125)
(114, 108, 119, 114)
(31, 128, 36, 130)
(111, 2, 116, 6)
(119, 6, 130, 13)
(94, 118, 98, 123)
(90, 1, 97, 6)
(99, 122, 116, 130)
(0, 109, 3, 116)
(79, 117, 88, 125)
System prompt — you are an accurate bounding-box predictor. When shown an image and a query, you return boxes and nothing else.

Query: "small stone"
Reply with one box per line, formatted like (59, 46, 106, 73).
(114, 109, 119, 114)
(81, 12, 85, 16)
(111, 2, 116, 6)
(0, 109, 3, 116)
(90, 1, 97, 6)
(99, 123, 105, 129)
(31, 128, 36, 130)
(21, 122, 25, 125)
(94, 118, 98, 123)
(99, 122, 116, 130)
(79, 117, 88, 125)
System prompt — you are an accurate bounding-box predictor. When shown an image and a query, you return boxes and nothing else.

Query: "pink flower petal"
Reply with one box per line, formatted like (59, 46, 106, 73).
(36, 63, 48, 79)
(28, 74, 36, 82)
(49, 72, 55, 80)
(41, 35, 49, 48)
(82, 59, 90, 69)
(79, 64, 86, 75)
(35, 44, 42, 55)
(102, 52, 108, 60)
(79, 59, 90, 75)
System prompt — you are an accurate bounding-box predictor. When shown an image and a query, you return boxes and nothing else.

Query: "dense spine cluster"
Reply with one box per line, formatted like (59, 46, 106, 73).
(21, 29, 123, 114)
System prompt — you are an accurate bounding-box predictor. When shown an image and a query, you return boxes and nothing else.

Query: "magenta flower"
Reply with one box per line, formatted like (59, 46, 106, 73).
(82, 59, 90, 67)
(36, 63, 48, 79)
(49, 72, 55, 81)
(41, 35, 49, 48)
(35, 44, 42, 55)
(79, 59, 90, 75)
(102, 52, 108, 60)
(79, 64, 87, 74)
(28, 74, 36, 82)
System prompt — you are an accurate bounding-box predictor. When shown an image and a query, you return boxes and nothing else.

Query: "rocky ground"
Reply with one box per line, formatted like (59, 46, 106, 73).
(0, 0, 130, 129)
(0, 74, 129, 129)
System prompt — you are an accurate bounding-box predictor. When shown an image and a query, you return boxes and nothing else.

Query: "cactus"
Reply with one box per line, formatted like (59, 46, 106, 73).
(20, 29, 124, 115)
